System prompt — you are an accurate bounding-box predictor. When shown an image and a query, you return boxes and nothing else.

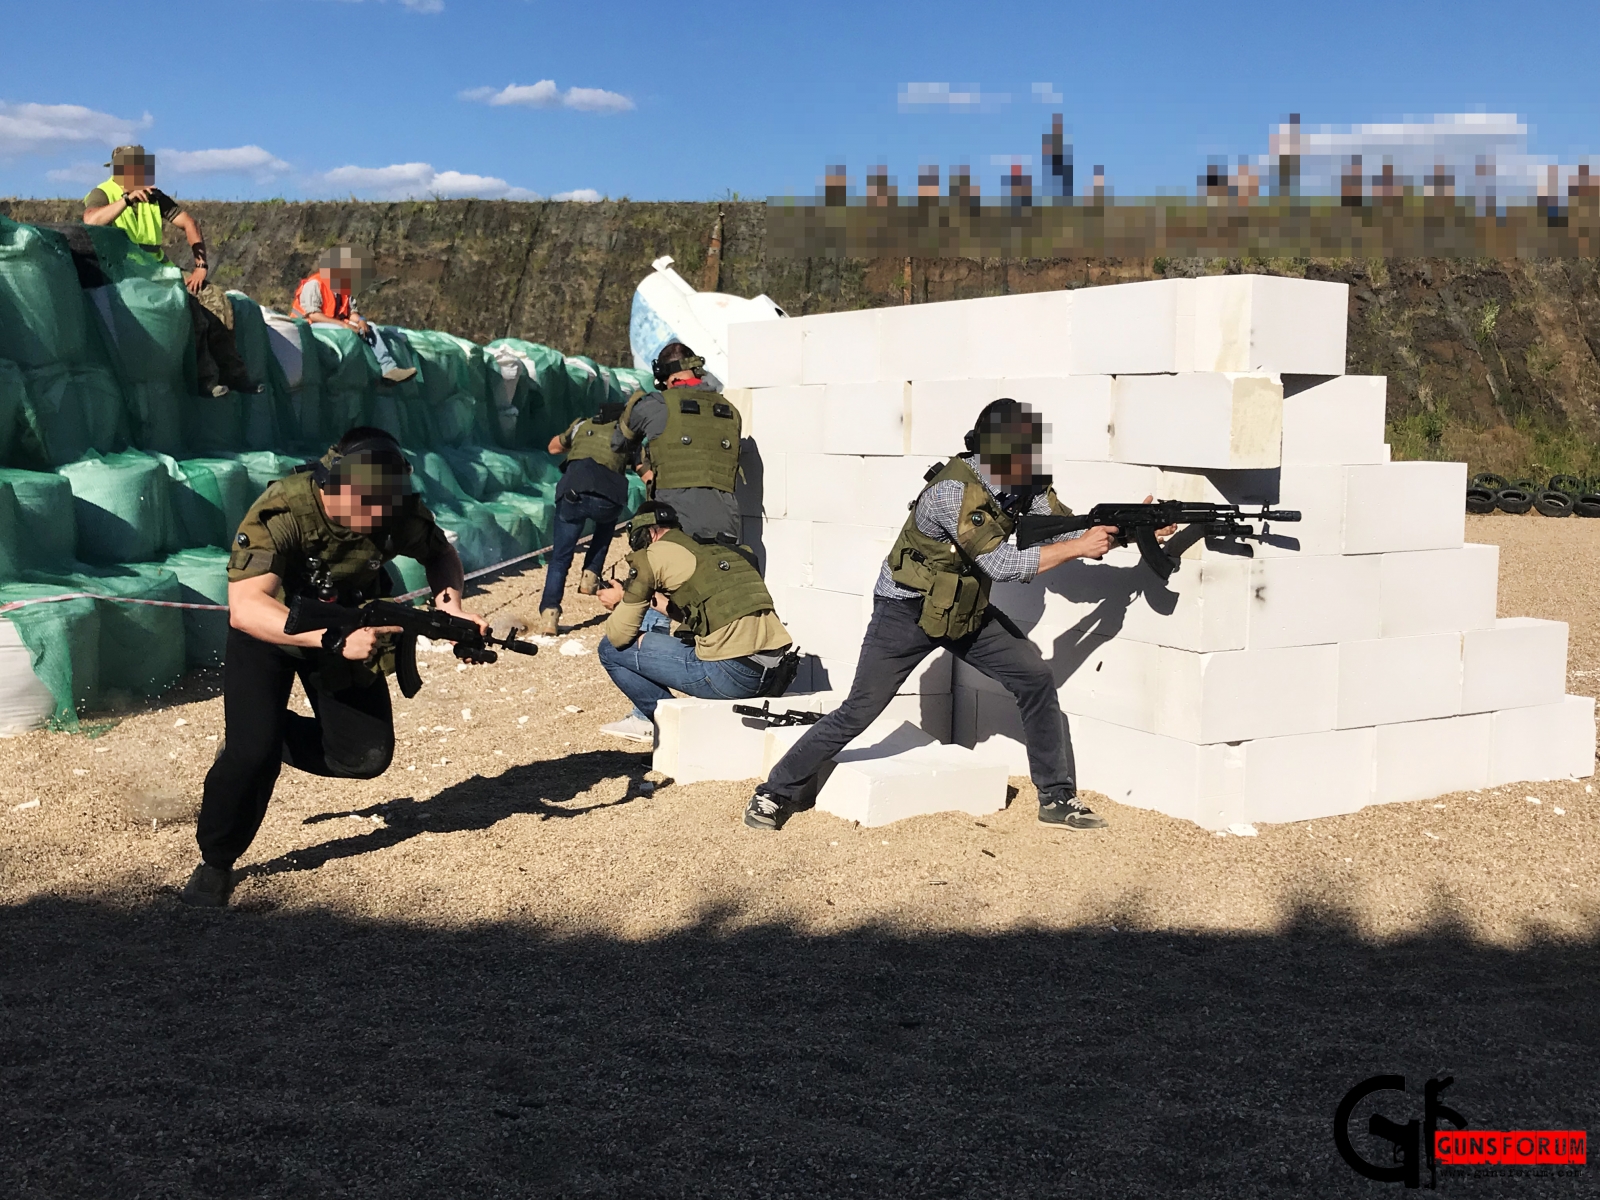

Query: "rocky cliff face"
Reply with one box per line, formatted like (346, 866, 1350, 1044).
(7, 197, 1599, 476)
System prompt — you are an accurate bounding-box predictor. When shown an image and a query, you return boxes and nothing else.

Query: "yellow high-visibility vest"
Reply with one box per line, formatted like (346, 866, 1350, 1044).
(90, 177, 166, 254)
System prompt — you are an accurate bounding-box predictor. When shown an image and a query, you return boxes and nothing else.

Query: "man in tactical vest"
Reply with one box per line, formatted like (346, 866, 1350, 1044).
(595, 502, 794, 743)
(83, 144, 260, 399)
(611, 341, 743, 544)
(747, 397, 1152, 833)
(180, 427, 489, 907)
(537, 401, 635, 635)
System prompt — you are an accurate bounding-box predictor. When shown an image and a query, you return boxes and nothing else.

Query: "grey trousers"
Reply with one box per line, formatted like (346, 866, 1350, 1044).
(765, 596, 1076, 799)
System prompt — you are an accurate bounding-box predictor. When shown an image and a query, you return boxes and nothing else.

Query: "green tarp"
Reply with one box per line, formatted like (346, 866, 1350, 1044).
(0, 214, 647, 727)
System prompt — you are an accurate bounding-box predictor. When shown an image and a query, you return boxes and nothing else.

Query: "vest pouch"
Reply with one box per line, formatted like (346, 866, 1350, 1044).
(918, 570, 981, 639)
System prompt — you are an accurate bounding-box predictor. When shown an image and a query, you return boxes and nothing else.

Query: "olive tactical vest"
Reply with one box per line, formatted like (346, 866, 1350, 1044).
(561, 416, 627, 474)
(887, 457, 1072, 640)
(629, 388, 742, 492)
(271, 468, 399, 604)
(646, 529, 774, 638)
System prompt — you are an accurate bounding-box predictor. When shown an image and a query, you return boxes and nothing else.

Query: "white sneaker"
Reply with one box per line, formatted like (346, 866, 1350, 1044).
(599, 715, 655, 744)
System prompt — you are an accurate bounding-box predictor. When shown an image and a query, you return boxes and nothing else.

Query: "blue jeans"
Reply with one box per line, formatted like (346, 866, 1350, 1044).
(358, 322, 399, 373)
(538, 492, 622, 611)
(599, 619, 766, 719)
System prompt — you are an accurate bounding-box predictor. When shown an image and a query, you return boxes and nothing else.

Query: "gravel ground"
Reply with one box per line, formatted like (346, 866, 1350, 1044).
(2, 514, 1597, 1198)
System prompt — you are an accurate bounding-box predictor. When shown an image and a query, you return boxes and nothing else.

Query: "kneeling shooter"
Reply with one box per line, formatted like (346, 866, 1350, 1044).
(596, 502, 795, 743)
(747, 398, 1138, 832)
(182, 427, 489, 907)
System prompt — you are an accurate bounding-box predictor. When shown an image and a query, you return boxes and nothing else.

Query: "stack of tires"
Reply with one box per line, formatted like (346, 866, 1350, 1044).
(1467, 473, 1600, 518)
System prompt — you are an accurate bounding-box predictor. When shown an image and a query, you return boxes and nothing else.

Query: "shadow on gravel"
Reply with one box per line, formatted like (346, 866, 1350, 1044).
(1, 897, 1595, 1199)
(246, 749, 650, 878)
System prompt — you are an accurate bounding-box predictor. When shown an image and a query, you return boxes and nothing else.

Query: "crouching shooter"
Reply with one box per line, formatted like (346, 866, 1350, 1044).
(181, 427, 489, 907)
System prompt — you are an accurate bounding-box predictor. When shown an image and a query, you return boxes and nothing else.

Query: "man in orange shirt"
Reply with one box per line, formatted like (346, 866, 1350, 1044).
(291, 246, 416, 384)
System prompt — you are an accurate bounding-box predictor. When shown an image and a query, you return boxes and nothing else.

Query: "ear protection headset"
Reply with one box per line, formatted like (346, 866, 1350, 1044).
(312, 428, 412, 488)
(627, 501, 680, 551)
(652, 342, 706, 386)
(964, 397, 1032, 454)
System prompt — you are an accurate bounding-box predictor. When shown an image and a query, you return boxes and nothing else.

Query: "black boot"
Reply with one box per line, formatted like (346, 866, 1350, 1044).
(743, 786, 789, 831)
(180, 862, 235, 907)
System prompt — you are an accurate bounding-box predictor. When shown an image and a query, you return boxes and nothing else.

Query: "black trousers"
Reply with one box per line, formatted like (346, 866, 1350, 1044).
(196, 627, 394, 868)
(766, 596, 1077, 800)
(188, 291, 253, 395)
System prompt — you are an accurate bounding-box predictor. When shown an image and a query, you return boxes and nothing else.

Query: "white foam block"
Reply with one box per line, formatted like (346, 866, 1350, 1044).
(822, 381, 909, 455)
(1337, 634, 1463, 728)
(1461, 618, 1568, 714)
(1050, 461, 1161, 513)
(726, 318, 803, 388)
(774, 585, 866, 662)
(1242, 727, 1375, 824)
(815, 730, 1009, 826)
(784, 453, 856, 524)
(748, 385, 826, 454)
(652, 697, 771, 784)
(1154, 643, 1340, 744)
(1247, 554, 1381, 649)
(1342, 462, 1467, 553)
(1488, 695, 1596, 784)
(759, 694, 945, 776)
(736, 441, 786, 518)
(1374, 715, 1492, 805)
(760, 519, 813, 590)
(1379, 545, 1498, 638)
(1281, 375, 1387, 465)
(1111, 373, 1283, 470)
(1072, 712, 1244, 828)
(962, 687, 1031, 774)
(1183, 275, 1349, 375)
(1069, 279, 1185, 375)
(909, 379, 991, 457)
(799, 309, 883, 385)
(877, 300, 970, 382)
(910, 377, 1113, 460)
(962, 290, 1074, 379)
(809, 523, 896, 595)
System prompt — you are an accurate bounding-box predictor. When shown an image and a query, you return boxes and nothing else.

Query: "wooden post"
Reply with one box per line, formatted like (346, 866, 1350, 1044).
(702, 208, 724, 292)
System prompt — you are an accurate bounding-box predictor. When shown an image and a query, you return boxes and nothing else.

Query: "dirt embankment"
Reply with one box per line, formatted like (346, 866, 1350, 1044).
(7, 197, 1600, 474)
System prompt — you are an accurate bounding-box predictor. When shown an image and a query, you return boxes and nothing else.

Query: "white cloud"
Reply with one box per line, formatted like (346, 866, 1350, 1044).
(552, 188, 603, 202)
(45, 160, 107, 185)
(459, 81, 634, 114)
(0, 101, 151, 156)
(897, 83, 1009, 113)
(332, 0, 444, 12)
(158, 145, 291, 177)
(1031, 82, 1063, 104)
(317, 161, 538, 200)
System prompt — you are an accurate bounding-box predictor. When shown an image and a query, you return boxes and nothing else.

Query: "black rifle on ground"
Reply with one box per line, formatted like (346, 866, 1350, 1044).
(284, 596, 538, 696)
(1015, 501, 1302, 581)
(732, 701, 824, 728)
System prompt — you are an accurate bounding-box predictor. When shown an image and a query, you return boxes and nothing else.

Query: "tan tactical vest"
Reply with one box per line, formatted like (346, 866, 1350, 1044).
(632, 529, 775, 638)
(561, 417, 627, 474)
(625, 387, 742, 492)
(887, 457, 1071, 640)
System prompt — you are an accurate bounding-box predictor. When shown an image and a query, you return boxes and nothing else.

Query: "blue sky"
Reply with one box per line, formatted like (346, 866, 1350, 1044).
(3, 0, 1599, 203)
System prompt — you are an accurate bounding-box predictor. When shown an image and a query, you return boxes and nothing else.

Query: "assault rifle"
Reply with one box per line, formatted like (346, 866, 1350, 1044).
(732, 701, 824, 728)
(1015, 501, 1301, 581)
(284, 596, 538, 697)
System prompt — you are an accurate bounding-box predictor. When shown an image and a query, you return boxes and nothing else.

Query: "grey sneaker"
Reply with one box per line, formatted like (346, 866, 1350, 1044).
(599, 715, 655, 744)
(180, 862, 235, 907)
(208, 384, 230, 399)
(1038, 791, 1107, 829)
(744, 786, 789, 831)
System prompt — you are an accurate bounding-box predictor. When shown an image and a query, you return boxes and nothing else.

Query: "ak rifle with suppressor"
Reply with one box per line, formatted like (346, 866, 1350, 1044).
(284, 595, 538, 697)
(1015, 501, 1301, 581)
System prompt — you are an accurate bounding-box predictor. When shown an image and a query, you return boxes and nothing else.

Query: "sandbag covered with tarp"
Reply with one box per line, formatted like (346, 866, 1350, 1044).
(307, 323, 380, 447)
(0, 468, 79, 572)
(0, 219, 129, 467)
(80, 564, 186, 695)
(234, 449, 308, 495)
(57, 450, 176, 565)
(81, 226, 193, 459)
(0, 591, 100, 727)
(226, 292, 296, 451)
(163, 456, 254, 549)
(403, 329, 493, 448)
(162, 546, 230, 665)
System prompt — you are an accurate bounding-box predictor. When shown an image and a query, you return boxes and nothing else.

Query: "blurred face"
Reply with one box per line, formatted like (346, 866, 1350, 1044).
(319, 460, 410, 532)
(976, 407, 1045, 486)
(114, 155, 154, 189)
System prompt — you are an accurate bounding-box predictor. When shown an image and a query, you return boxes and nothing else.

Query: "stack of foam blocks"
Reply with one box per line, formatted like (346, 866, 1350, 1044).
(650, 275, 1596, 829)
